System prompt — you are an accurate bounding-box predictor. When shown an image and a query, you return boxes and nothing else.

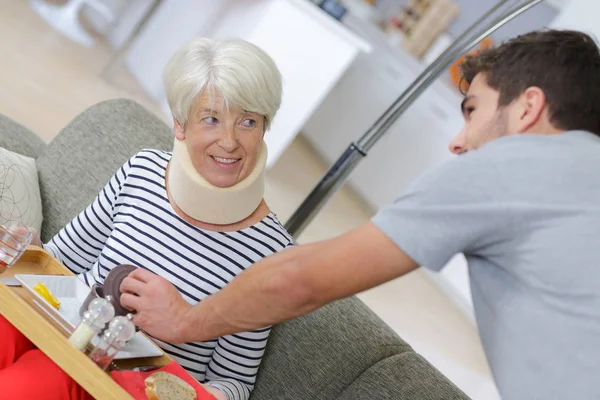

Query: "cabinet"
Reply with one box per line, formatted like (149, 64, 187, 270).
(302, 47, 463, 210)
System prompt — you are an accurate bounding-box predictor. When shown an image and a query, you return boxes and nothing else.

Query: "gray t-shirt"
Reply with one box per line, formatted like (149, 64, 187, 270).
(372, 131, 600, 399)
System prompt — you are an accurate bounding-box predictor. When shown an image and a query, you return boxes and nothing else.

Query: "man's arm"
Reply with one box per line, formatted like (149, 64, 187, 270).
(177, 221, 418, 343)
(121, 152, 498, 344)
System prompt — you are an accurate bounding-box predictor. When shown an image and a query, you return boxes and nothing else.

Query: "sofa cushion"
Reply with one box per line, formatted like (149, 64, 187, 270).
(336, 352, 469, 400)
(0, 147, 43, 231)
(250, 297, 412, 400)
(35, 99, 173, 242)
(0, 114, 47, 159)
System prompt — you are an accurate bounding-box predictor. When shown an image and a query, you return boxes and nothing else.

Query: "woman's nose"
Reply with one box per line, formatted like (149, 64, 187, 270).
(219, 128, 238, 152)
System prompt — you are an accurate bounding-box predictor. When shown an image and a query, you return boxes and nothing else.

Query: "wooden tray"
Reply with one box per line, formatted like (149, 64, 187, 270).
(0, 247, 172, 399)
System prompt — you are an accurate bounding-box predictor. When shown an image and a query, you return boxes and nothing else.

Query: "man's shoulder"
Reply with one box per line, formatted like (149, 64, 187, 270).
(441, 130, 600, 174)
(408, 134, 555, 201)
(478, 130, 600, 156)
(424, 130, 600, 198)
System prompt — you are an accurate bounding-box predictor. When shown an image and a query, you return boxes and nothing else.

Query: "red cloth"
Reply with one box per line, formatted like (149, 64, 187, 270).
(111, 361, 216, 400)
(0, 315, 93, 400)
(0, 314, 212, 400)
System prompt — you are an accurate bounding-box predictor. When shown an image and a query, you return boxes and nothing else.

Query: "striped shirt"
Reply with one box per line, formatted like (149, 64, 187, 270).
(43, 149, 294, 400)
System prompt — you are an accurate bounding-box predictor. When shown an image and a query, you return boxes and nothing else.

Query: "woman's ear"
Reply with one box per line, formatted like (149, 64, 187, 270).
(174, 117, 185, 140)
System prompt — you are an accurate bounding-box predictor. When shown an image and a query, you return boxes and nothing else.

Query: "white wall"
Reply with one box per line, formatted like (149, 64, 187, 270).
(549, 0, 600, 37)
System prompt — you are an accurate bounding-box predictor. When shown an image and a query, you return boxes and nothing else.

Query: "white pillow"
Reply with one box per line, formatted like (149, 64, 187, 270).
(0, 148, 43, 232)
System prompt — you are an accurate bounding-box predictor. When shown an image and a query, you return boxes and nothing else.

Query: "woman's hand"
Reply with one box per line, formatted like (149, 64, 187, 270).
(202, 385, 227, 400)
(119, 268, 192, 343)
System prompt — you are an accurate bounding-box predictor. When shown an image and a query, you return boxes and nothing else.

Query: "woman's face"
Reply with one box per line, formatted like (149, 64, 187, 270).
(174, 91, 265, 188)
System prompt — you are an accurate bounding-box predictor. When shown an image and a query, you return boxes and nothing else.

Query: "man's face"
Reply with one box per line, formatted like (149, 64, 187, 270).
(449, 73, 511, 154)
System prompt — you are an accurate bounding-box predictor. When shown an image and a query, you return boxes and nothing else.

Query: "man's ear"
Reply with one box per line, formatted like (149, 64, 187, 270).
(514, 87, 546, 133)
(174, 117, 185, 140)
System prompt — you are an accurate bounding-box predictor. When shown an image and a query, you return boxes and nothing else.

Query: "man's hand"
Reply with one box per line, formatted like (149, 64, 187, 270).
(120, 268, 192, 343)
(174, 222, 418, 343)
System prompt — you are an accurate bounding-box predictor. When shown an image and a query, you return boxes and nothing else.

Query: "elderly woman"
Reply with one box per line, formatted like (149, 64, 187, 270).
(0, 38, 293, 400)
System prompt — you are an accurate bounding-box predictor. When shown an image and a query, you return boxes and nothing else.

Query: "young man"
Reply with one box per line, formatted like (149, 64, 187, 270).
(122, 30, 600, 399)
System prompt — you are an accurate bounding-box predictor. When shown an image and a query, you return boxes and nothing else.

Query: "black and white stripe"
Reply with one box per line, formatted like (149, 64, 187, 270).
(44, 150, 294, 400)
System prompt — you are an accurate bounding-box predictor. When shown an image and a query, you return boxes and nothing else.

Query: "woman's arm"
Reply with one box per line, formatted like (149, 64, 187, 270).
(43, 155, 136, 275)
(203, 327, 271, 400)
(202, 385, 227, 400)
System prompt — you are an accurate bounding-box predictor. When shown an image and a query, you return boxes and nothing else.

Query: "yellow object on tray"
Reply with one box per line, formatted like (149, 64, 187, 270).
(33, 282, 61, 310)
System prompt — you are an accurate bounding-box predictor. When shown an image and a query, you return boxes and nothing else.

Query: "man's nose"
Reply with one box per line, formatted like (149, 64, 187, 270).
(449, 130, 467, 155)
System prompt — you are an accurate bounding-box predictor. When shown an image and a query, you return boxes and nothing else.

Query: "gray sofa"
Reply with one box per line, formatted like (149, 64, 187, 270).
(1, 99, 469, 399)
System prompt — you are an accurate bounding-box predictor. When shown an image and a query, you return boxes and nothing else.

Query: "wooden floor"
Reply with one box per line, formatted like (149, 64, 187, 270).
(0, 1, 499, 398)
(0, 0, 163, 142)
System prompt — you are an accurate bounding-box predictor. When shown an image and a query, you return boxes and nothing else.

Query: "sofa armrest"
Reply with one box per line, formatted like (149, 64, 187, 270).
(336, 352, 469, 400)
(250, 297, 412, 400)
(0, 114, 47, 158)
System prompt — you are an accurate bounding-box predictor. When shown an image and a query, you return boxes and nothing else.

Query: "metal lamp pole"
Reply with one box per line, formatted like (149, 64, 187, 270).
(285, 0, 546, 238)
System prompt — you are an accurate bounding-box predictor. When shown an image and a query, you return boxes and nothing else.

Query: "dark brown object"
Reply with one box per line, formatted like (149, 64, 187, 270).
(79, 264, 138, 317)
(103, 264, 138, 316)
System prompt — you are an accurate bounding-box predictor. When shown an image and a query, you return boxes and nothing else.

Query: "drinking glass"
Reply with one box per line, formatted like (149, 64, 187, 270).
(0, 224, 33, 269)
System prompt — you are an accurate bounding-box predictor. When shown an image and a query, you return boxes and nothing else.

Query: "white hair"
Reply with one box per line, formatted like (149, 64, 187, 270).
(163, 37, 283, 130)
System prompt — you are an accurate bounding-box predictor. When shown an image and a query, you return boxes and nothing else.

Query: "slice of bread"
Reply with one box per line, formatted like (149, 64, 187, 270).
(144, 371, 197, 400)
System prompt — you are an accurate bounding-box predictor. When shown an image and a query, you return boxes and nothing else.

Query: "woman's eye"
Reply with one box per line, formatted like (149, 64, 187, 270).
(241, 118, 256, 128)
(466, 107, 475, 116)
(203, 117, 218, 125)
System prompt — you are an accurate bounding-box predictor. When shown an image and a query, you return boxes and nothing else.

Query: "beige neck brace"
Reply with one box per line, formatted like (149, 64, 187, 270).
(167, 138, 267, 225)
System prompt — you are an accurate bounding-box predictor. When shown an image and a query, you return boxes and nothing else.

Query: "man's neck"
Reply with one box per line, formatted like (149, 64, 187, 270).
(521, 120, 565, 136)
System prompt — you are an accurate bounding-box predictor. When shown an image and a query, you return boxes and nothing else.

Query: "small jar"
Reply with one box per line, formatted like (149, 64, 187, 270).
(68, 296, 115, 351)
(89, 314, 136, 370)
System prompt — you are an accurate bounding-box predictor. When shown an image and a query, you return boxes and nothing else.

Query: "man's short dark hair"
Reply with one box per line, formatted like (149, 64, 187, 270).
(460, 30, 600, 135)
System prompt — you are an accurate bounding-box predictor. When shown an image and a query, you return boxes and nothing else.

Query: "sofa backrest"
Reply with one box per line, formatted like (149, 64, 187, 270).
(336, 352, 470, 400)
(0, 113, 47, 159)
(35, 99, 173, 242)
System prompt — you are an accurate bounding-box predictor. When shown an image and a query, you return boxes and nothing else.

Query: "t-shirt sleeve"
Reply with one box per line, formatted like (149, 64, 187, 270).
(372, 153, 511, 271)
